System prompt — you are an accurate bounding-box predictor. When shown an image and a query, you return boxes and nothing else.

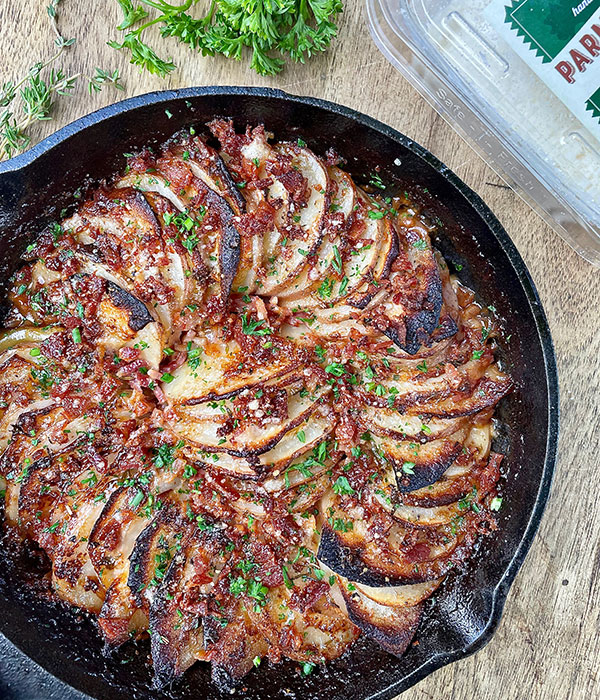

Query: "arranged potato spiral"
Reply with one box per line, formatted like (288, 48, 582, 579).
(0, 121, 512, 690)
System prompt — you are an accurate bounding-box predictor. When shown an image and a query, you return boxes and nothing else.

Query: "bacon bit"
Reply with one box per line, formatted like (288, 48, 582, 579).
(40, 332, 67, 359)
(207, 119, 252, 162)
(263, 512, 302, 547)
(98, 373, 121, 402)
(267, 644, 284, 664)
(98, 618, 130, 645)
(188, 134, 212, 161)
(249, 541, 285, 588)
(94, 518, 122, 554)
(126, 149, 156, 175)
(11, 265, 32, 287)
(286, 223, 306, 241)
(156, 154, 194, 190)
(236, 199, 276, 239)
(227, 385, 288, 433)
(278, 169, 309, 206)
(208, 472, 240, 501)
(444, 362, 462, 389)
(288, 581, 329, 612)
(327, 210, 345, 233)
(44, 246, 80, 277)
(483, 453, 503, 486)
(74, 274, 105, 320)
(89, 232, 121, 271)
(251, 296, 269, 321)
(21, 229, 56, 261)
(161, 351, 187, 374)
(325, 147, 344, 166)
(182, 586, 210, 616)
(247, 177, 274, 191)
(403, 542, 432, 563)
(135, 275, 173, 304)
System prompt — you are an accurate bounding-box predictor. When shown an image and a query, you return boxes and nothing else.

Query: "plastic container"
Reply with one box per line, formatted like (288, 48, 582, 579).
(366, 0, 600, 265)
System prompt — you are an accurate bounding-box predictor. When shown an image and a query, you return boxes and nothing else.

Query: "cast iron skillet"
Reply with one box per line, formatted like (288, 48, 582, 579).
(0, 87, 559, 700)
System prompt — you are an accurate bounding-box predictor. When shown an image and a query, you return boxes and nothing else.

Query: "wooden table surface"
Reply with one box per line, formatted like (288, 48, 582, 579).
(2, 2, 599, 699)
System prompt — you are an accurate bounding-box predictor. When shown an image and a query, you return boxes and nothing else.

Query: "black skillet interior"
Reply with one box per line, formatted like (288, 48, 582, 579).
(0, 87, 559, 700)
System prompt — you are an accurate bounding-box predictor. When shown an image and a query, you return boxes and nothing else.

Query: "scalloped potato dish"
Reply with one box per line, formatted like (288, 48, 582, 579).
(0, 121, 512, 690)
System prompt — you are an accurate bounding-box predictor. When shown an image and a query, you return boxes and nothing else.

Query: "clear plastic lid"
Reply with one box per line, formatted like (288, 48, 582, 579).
(366, 0, 600, 265)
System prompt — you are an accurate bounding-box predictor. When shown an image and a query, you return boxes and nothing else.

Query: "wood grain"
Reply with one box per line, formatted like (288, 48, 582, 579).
(1, 2, 599, 699)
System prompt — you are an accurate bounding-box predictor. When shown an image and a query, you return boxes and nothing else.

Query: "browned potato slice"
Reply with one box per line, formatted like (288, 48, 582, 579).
(317, 489, 487, 586)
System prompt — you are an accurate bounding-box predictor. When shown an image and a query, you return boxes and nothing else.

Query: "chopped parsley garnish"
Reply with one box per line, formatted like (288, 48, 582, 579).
(332, 245, 342, 274)
(130, 489, 145, 509)
(241, 313, 272, 337)
(330, 517, 353, 533)
(490, 497, 503, 512)
(187, 347, 202, 370)
(369, 173, 386, 190)
(325, 362, 345, 377)
(153, 443, 178, 470)
(402, 461, 415, 475)
(182, 233, 199, 251)
(229, 575, 269, 611)
(317, 277, 334, 299)
(282, 564, 294, 589)
(333, 475, 355, 496)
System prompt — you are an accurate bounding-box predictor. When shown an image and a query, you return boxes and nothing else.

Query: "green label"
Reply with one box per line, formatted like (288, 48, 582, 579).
(586, 85, 600, 121)
(505, 0, 600, 62)
(486, 0, 600, 140)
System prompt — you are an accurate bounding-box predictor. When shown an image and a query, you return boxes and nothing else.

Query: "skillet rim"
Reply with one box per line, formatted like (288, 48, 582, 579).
(0, 86, 559, 699)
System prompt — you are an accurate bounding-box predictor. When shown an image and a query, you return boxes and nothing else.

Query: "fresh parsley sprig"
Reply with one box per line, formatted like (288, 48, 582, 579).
(110, 0, 343, 77)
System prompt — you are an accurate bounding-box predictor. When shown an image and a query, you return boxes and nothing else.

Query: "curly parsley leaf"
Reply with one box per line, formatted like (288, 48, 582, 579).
(110, 0, 343, 77)
(108, 33, 176, 77)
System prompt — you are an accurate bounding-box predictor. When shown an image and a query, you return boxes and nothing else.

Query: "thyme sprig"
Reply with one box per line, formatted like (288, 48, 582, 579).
(0, 0, 124, 161)
(109, 0, 343, 77)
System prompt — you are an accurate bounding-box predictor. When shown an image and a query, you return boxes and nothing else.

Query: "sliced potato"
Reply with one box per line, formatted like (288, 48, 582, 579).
(66, 187, 177, 328)
(360, 405, 468, 441)
(163, 335, 301, 405)
(278, 166, 356, 300)
(193, 411, 333, 479)
(371, 432, 465, 492)
(256, 144, 330, 295)
(339, 580, 422, 657)
(317, 489, 485, 586)
(172, 383, 329, 456)
(150, 529, 231, 687)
